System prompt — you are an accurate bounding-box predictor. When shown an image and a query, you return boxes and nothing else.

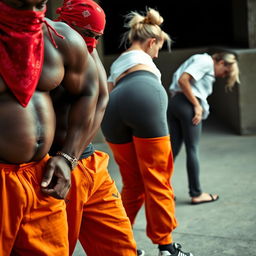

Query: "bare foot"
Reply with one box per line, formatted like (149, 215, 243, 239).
(191, 192, 219, 205)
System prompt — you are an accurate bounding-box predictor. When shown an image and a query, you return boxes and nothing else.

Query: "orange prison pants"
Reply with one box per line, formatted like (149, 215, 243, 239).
(108, 136, 177, 245)
(66, 150, 137, 256)
(0, 155, 68, 256)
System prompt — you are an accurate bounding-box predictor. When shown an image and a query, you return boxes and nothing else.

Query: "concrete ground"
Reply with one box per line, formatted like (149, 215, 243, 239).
(74, 116, 256, 256)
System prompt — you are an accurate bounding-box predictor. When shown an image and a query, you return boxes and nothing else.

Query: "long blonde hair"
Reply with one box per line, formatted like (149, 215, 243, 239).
(212, 52, 240, 90)
(120, 7, 172, 51)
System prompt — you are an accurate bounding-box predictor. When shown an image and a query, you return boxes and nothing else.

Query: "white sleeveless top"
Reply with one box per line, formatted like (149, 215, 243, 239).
(108, 50, 162, 85)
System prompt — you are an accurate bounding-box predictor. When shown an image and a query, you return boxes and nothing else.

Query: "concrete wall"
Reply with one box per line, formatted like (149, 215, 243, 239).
(238, 49, 256, 134)
(209, 49, 256, 135)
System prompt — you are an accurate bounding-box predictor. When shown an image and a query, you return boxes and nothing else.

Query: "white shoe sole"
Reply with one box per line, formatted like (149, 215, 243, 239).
(138, 249, 145, 256)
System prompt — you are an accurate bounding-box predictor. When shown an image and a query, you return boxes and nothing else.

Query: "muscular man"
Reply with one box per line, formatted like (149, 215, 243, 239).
(0, 0, 94, 255)
(51, 1, 137, 255)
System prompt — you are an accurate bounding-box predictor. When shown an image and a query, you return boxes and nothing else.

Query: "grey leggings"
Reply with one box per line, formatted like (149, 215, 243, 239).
(102, 70, 169, 143)
(167, 93, 202, 197)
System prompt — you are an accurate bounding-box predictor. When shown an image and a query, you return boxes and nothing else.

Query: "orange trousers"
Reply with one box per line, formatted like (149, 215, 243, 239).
(108, 136, 177, 245)
(66, 150, 137, 256)
(0, 155, 68, 256)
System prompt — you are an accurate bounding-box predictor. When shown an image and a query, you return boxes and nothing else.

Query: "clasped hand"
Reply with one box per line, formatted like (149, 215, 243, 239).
(41, 156, 71, 199)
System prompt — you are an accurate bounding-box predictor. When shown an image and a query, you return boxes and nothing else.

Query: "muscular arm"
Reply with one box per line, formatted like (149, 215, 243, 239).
(56, 47, 108, 156)
(41, 22, 99, 198)
(60, 51, 99, 158)
(178, 72, 203, 125)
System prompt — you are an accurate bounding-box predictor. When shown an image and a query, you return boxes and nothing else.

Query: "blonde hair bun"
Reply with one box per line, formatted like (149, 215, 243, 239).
(121, 7, 172, 51)
(143, 8, 163, 26)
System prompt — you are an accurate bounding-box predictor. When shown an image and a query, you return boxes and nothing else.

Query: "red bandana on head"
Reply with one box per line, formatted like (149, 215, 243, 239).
(0, 2, 46, 107)
(56, 0, 106, 53)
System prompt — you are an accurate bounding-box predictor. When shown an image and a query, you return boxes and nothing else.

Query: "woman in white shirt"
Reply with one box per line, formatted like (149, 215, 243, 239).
(102, 7, 193, 256)
(167, 52, 240, 205)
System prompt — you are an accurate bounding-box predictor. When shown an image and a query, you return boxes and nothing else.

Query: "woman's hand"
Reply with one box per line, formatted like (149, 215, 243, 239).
(192, 104, 203, 125)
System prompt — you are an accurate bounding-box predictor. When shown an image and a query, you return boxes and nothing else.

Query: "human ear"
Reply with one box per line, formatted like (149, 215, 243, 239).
(148, 38, 156, 48)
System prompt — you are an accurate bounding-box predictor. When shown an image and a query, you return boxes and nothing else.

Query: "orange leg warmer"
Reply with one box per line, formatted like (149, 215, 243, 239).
(133, 136, 177, 244)
(107, 142, 145, 225)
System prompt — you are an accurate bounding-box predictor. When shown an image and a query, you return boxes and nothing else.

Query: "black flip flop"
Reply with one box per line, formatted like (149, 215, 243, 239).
(191, 194, 219, 205)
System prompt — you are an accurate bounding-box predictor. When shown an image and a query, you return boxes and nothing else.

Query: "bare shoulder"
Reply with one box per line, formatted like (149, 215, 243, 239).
(45, 18, 82, 43)
(45, 18, 88, 66)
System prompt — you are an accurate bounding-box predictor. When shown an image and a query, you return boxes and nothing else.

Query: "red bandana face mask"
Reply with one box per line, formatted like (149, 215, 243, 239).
(82, 36, 97, 53)
(56, 0, 105, 53)
(0, 2, 46, 107)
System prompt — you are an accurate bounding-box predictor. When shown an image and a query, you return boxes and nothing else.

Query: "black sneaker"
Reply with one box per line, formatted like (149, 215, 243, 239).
(158, 243, 193, 256)
(137, 249, 145, 255)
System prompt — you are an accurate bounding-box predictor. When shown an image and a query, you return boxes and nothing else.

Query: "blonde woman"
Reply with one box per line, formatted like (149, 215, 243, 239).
(102, 7, 193, 256)
(167, 52, 240, 205)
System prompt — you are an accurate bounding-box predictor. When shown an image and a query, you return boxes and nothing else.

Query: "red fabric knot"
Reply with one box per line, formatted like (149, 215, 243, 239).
(56, 7, 62, 14)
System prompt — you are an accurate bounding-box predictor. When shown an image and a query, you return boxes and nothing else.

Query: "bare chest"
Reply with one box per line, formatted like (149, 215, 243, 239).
(0, 41, 65, 94)
(38, 43, 65, 91)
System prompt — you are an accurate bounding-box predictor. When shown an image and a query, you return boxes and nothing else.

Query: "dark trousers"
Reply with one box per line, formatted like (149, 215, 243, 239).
(167, 93, 202, 197)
